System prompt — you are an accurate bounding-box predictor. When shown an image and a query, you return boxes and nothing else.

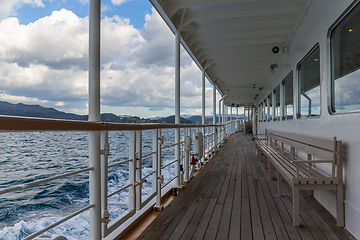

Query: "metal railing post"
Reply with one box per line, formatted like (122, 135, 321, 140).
(152, 129, 158, 194)
(136, 130, 142, 210)
(89, 131, 101, 240)
(156, 129, 163, 208)
(184, 128, 191, 183)
(175, 128, 181, 187)
(129, 131, 136, 212)
(101, 131, 109, 238)
(214, 127, 218, 152)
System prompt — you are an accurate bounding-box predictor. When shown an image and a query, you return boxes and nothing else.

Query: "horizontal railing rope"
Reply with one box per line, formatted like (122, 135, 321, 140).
(23, 204, 94, 240)
(108, 183, 132, 198)
(108, 159, 133, 169)
(0, 167, 94, 195)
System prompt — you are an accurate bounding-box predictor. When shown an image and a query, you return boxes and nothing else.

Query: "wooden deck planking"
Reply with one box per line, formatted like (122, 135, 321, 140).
(138, 133, 355, 240)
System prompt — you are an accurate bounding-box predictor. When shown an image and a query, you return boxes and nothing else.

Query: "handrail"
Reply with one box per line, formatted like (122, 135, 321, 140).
(0, 115, 222, 131)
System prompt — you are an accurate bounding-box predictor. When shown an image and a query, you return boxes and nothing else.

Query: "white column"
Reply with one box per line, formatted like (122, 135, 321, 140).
(202, 68, 206, 125)
(201, 68, 206, 162)
(218, 100, 221, 125)
(213, 84, 216, 125)
(236, 107, 238, 119)
(213, 84, 217, 151)
(175, 28, 181, 187)
(89, 0, 101, 238)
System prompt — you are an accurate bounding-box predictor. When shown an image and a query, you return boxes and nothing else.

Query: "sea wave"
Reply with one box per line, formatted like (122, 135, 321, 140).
(0, 129, 179, 239)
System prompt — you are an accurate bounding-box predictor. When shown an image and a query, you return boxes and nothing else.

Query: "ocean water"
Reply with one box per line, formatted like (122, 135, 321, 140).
(0, 129, 180, 240)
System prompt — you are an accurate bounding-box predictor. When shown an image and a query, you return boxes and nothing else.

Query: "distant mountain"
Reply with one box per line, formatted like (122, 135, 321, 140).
(0, 101, 156, 123)
(0, 101, 88, 120)
(187, 115, 214, 124)
(157, 115, 194, 124)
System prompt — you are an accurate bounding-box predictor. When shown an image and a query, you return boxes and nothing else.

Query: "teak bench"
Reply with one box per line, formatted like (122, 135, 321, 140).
(255, 129, 344, 227)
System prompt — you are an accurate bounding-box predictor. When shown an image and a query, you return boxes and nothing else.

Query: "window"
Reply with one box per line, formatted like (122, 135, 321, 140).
(268, 93, 273, 121)
(274, 85, 280, 121)
(298, 46, 321, 118)
(282, 73, 293, 120)
(331, 3, 360, 113)
(258, 104, 262, 121)
(263, 99, 267, 120)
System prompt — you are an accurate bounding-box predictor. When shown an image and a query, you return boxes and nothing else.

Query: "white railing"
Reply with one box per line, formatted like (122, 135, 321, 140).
(0, 115, 241, 240)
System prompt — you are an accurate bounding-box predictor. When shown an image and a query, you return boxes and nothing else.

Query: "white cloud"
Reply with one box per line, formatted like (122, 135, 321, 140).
(0, 0, 44, 19)
(111, 0, 133, 6)
(0, 92, 48, 104)
(0, 7, 217, 117)
(55, 101, 66, 106)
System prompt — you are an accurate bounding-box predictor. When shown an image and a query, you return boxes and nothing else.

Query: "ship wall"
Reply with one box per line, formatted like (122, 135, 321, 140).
(257, 0, 360, 238)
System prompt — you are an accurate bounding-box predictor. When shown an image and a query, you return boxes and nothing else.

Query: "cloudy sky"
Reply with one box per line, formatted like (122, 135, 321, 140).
(0, 0, 220, 118)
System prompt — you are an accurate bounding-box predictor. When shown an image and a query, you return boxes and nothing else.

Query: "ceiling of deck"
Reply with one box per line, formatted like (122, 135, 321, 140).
(150, 0, 310, 106)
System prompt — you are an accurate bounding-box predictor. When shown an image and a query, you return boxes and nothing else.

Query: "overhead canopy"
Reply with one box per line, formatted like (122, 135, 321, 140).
(150, 0, 310, 106)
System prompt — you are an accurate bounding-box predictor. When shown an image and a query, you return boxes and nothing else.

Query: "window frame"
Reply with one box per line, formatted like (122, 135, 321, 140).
(327, 1, 360, 115)
(263, 99, 267, 121)
(274, 85, 281, 121)
(282, 72, 294, 121)
(296, 43, 321, 119)
(268, 93, 273, 121)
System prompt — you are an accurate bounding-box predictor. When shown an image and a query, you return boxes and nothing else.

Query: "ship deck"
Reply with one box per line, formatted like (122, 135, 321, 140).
(138, 132, 355, 240)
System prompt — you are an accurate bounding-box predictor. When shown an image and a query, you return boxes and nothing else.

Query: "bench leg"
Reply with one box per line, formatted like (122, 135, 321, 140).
(277, 171, 283, 197)
(269, 161, 274, 180)
(263, 154, 267, 169)
(337, 185, 344, 227)
(293, 184, 300, 226)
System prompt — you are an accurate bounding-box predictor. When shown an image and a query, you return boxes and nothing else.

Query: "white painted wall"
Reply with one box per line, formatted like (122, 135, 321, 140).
(257, 0, 360, 238)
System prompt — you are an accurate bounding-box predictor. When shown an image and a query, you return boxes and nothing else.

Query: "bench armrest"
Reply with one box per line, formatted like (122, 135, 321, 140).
(291, 159, 334, 164)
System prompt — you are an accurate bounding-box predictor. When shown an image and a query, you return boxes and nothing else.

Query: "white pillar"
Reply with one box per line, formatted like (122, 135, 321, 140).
(175, 28, 181, 187)
(201, 68, 206, 162)
(218, 100, 221, 125)
(222, 102, 225, 124)
(213, 84, 217, 151)
(202, 68, 206, 125)
(213, 84, 216, 125)
(236, 107, 238, 119)
(89, 0, 101, 238)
